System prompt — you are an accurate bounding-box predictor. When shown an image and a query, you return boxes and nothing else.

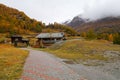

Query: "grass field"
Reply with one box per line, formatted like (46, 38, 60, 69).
(45, 40, 120, 62)
(0, 44, 29, 79)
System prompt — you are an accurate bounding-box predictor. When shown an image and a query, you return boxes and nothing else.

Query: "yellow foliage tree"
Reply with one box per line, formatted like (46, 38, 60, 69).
(108, 34, 113, 41)
(81, 32, 87, 38)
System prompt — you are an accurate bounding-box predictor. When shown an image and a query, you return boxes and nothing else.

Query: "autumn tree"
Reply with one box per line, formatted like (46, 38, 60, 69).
(81, 32, 87, 38)
(0, 4, 44, 34)
(46, 22, 78, 36)
(86, 29, 96, 40)
(97, 33, 109, 40)
(108, 34, 113, 41)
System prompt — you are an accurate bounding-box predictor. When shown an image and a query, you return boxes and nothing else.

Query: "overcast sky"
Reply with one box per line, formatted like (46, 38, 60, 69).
(0, 0, 120, 24)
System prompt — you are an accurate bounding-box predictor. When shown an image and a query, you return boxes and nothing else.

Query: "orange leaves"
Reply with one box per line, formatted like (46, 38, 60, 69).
(0, 4, 44, 34)
(108, 34, 113, 42)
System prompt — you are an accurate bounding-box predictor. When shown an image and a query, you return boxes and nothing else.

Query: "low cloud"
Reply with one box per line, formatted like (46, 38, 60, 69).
(1, 0, 120, 23)
(82, 0, 120, 20)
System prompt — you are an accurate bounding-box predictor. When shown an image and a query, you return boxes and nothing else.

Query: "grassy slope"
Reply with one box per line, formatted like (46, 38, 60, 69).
(0, 44, 29, 79)
(45, 40, 120, 61)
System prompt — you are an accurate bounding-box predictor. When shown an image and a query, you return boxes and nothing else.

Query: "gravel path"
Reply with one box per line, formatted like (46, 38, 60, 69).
(68, 64, 119, 80)
(20, 49, 86, 80)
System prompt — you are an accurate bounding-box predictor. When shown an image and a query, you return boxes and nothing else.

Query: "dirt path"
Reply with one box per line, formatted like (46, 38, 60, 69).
(20, 49, 86, 80)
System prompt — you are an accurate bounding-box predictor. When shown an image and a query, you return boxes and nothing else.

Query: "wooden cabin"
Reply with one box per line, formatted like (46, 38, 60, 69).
(11, 35, 22, 43)
(11, 35, 29, 47)
(36, 32, 65, 47)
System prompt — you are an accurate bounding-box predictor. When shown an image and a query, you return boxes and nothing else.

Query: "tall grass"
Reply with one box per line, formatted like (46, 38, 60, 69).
(0, 44, 29, 79)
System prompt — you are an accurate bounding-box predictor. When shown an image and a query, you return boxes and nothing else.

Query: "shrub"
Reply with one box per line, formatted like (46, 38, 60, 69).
(113, 33, 120, 45)
(86, 29, 97, 40)
(0, 37, 5, 43)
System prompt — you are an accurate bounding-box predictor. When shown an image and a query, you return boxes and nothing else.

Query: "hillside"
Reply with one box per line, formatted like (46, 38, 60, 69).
(64, 16, 120, 34)
(45, 22, 78, 36)
(0, 4, 77, 36)
(0, 4, 45, 34)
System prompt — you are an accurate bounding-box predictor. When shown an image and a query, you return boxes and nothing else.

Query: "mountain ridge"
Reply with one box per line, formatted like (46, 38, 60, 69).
(64, 15, 120, 34)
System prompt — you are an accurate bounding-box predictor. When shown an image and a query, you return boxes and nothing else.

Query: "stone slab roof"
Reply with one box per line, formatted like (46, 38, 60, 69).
(36, 32, 64, 38)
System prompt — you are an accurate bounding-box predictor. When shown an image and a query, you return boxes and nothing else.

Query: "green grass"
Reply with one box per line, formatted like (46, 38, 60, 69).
(44, 40, 120, 61)
(0, 44, 29, 79)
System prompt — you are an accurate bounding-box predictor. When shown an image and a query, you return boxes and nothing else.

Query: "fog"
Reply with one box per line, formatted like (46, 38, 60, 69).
(82, 0, 120, 20)
(0, 0, 120, 23)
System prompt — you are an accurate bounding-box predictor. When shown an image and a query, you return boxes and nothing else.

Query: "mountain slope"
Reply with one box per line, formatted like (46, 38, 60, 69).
(45, 22, 78, 36)
(63, 15, 88, 28)
(0, 4, 77, 36)
(64, 15, 120, 34)
(0, 4, 45, 34)
(78, 17, 120, 34)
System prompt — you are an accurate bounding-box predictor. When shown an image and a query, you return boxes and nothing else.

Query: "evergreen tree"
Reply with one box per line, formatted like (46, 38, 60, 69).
(113, 33, 120, 45)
